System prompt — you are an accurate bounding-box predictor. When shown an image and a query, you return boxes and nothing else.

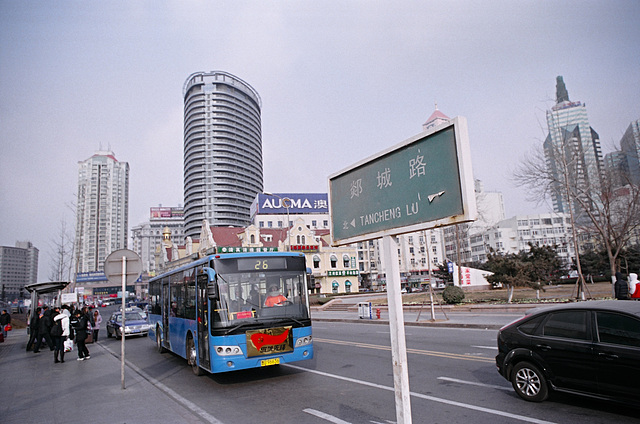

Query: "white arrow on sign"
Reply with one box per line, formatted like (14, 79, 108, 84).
(428, 190, 446, 203)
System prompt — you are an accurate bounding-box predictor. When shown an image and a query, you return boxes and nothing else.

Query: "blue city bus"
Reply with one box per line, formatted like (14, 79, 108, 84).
(148, 251, 314, 375)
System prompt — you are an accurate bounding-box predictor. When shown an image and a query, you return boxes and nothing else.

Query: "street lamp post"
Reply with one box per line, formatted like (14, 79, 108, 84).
(264, 192, 291, 251)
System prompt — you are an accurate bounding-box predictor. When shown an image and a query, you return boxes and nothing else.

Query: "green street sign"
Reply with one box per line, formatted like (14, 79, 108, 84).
(329, 117, 476, 245)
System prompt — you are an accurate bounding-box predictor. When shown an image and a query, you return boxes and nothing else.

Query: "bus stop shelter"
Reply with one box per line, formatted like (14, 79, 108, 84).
(24, 281, 70, 330)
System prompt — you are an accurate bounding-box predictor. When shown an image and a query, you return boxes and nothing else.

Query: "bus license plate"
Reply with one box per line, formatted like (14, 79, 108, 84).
(261, 358, 280, 367)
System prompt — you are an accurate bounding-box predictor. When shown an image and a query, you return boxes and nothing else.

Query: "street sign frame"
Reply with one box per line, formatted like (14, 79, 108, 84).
(104, 249, 142, 285)
(329, 116, 476, 246)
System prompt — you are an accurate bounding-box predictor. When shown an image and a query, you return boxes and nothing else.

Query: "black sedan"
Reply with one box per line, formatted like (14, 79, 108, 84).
(106, 311, 151, 338)
(496, 300, 640, 403)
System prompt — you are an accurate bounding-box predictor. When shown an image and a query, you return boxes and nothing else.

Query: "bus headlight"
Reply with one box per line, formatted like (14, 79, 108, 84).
(214, 345, 242, 356)
(295, 336, 312, 347)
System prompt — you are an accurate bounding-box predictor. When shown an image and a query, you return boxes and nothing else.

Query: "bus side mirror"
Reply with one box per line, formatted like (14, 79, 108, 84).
(200, 267, 218, 299)
(306, 267, 314, 290)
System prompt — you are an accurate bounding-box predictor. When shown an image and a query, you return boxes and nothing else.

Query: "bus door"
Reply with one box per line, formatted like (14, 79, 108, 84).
(162, 280, 170, 349)
(196, 269, 210, 371)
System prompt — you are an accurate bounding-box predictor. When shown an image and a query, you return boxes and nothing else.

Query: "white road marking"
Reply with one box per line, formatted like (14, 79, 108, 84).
(286, 365, 557, 424)
(437, 376, 512, 391)
(304, 408, 352, 424)
(472, 345, 498, 350)
(376, 331, 412, 336)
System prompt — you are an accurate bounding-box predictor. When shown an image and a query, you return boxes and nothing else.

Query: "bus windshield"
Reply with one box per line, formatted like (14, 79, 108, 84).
(211, 257, 309, 328)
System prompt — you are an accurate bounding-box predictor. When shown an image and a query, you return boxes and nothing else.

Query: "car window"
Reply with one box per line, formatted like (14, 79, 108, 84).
(596, 312, 640, 347)
(125, 312, 143, 321)
(518, 314, 545, 335)
(542, 311, 590, 340)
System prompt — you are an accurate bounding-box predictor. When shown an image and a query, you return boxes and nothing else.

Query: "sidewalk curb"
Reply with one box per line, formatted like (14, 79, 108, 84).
(312, 317, 503, 330)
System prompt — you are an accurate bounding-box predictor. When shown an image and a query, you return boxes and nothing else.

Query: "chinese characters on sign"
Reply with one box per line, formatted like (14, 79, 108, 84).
(351, 179, 363, 198)
(377, 167, 392, 189)
(409, 150, 426, 179)
(216, 247, 278, 253)
(327, 270, 359, 277)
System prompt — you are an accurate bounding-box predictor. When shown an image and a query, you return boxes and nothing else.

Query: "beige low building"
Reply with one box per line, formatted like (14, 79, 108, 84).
(155, 219, 359, 295)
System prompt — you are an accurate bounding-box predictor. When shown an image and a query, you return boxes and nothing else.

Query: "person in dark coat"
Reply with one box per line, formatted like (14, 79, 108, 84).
(71, 309, 90, 361)
(26, 307, 41, 351)
(34, 306, 54, 353)
(0, 309, 11, 339)
(615, 272, 630, 300)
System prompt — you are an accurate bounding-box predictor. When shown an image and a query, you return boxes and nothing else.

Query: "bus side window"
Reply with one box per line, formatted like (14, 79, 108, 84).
(149, 280, 161, 314)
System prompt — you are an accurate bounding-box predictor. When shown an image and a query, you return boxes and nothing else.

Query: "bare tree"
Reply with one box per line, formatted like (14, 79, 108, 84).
(48, 220, 74, 281)
(514, 140, 640, 288)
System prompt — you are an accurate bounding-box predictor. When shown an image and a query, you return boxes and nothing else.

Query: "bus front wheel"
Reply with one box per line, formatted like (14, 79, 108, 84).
(156, 328, 166, 353)
(187, 336, 204, 376)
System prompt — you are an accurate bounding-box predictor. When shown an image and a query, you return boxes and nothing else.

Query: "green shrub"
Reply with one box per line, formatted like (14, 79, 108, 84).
(442, 285, 465, 304)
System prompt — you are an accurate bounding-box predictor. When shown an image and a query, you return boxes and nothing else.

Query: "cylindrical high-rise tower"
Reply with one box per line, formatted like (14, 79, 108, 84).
(182, 71, 263, 238)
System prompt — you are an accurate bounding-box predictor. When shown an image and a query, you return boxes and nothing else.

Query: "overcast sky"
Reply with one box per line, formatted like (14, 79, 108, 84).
(1, 1, 639, 282)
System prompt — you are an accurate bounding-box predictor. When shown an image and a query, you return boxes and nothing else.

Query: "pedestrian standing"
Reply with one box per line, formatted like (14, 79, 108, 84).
(92, 310, 102, 342)
(83, 306, 95, 328)
(51, 307, 69, 363)
(34, 306, 54, 353)
(71, 309, 90, 361)
(614, 272, 630, 300)
(26, 307, 41, 351)
(0, 309, 11, 340)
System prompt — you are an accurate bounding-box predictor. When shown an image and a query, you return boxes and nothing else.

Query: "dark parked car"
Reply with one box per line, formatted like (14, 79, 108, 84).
(106, 311, 150, 338)
(496, 300, 640, 403)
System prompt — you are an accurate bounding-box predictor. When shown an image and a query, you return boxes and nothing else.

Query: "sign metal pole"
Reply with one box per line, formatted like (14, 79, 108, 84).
(382, 235, 412, 423)
(104, 249, 141, 392)
(121, 255, 126, 390)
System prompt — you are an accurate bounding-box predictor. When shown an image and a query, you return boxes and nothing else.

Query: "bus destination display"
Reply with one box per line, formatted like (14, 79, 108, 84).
(236, 257, 287, 272)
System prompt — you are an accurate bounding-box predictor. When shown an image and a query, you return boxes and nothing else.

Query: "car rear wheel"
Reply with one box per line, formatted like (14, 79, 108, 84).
(106, 328, 112, 338)
(187, 336, 204, 376)
(511, 361, 549, 402)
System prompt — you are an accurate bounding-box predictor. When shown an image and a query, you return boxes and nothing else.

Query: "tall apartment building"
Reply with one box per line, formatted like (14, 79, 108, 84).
(131, 207, 185, 275)
(604, 150, 629, 189)
(544, 76, 604, 217)
(620, 118, 640, 185)
(0, 241, 39, 301)
(74, 150, 129, 273)
(183, 71, 263, 238)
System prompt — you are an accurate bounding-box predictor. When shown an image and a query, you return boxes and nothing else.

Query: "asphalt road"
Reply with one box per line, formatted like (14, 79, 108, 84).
(95, 319, 639, 424)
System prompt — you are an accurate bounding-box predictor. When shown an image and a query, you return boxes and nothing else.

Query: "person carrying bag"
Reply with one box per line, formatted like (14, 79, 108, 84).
(71, 309, 90, 361)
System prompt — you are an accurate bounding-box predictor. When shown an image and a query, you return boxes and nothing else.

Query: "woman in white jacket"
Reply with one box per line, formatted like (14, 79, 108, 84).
(52, 306, 70, 363)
